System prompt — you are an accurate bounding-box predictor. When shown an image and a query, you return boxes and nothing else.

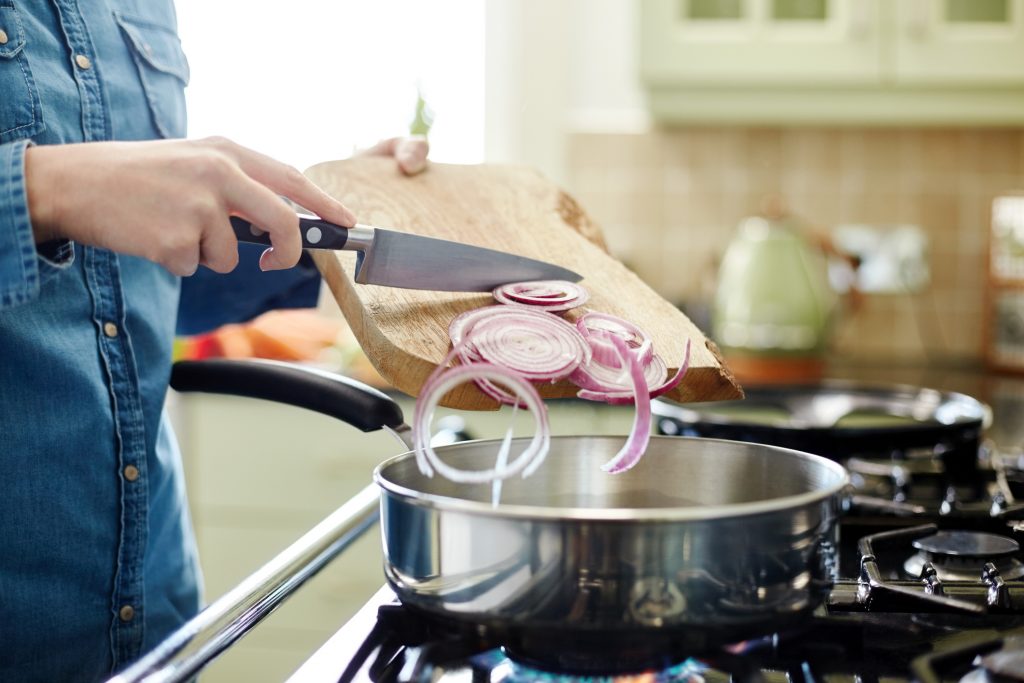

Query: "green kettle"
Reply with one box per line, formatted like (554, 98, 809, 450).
(712, 204, 837, 382)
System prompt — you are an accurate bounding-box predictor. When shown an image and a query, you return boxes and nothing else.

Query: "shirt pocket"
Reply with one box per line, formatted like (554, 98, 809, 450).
(113, 12, 190, 139)
(0, 1, 45, 144)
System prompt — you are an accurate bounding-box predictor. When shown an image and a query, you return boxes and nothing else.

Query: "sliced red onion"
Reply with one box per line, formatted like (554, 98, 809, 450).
(449, 306, 590, 396)
(570, 349, 666, 393)
(491, 407, 516, 506)
(577, 340, 692, 406)
(412, 353, 550, 483)
(598, 335, 652, 474)
(576, 312, 652, 369)
(414, 288, 693, 486)
(492, 280, 589, 312)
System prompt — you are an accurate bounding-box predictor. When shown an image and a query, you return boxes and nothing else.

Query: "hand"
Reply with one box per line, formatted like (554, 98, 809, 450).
(24, 137, 356, 276)
(361, 135, 429, 176)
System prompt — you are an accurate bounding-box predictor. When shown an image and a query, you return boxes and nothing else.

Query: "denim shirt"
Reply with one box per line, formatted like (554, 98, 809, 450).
(0, 2, 318, 680)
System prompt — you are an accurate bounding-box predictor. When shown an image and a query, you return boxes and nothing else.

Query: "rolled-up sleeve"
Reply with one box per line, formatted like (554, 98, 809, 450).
(0, 140, 74, 310)
(0, 139, 39, 309)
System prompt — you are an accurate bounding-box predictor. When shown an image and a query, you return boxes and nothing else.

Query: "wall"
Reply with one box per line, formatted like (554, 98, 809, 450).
(480, 1, 1024, 362)
(565, 127, 1024, 361)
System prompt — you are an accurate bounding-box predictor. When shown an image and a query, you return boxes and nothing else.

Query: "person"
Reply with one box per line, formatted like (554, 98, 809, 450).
(0, 2, 427, 680)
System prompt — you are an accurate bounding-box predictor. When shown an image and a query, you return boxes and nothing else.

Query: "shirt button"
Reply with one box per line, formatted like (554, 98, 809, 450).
(103, 322, 119, 338)
(123, 465, 140, 482)
(119, 605, 135, 622)
(75, 54, 92, 70)
(0, 30, 8, 45)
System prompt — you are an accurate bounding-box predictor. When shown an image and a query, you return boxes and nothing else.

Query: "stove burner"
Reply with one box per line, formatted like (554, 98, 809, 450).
(904, 531, 1024, 582)
(475, 650, 707, 683)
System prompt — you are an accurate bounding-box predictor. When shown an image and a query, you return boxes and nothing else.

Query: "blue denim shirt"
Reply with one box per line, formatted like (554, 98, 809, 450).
(0, 2, 319, 680)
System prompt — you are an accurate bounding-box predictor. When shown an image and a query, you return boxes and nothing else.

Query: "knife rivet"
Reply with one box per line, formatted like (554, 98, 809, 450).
(305, 227, 323, 245)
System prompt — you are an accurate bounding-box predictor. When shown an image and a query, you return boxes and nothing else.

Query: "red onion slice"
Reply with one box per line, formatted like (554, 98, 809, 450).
(412, 354, 550, 483)
(577, 340, 692, 405)
(576, 312, 652, 369)
(492, 280, 589, 312)
(570, 349, 666, 393)
(450, 306, 591, 390)
(598, 335, 652, 474)
(416, 289, 691, 486)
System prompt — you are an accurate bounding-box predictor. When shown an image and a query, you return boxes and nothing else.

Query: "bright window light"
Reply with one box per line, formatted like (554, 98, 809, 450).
(175, 1, 485, 172)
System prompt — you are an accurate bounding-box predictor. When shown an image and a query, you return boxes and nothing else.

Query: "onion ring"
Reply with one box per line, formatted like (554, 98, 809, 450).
(449, 306, 590, 402)
(570, 347, 666, 393)
(577, 340, 692, 405)
(412, 355, 550, 483)
(415, 287, 692, 485)
(492, 280, 589, 312)
(598, 335, 652, 474)
(576, 312, 653, 368)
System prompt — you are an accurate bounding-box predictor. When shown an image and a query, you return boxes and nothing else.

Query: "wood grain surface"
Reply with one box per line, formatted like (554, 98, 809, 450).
(306, 157, 741, 410)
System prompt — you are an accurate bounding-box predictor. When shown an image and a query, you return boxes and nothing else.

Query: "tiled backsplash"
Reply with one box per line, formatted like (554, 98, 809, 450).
(565, 128, 1024, 361)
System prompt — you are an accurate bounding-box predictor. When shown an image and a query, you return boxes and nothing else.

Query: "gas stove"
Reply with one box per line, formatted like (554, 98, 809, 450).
(287, 491, 1024, 683)
(284, 386, 1024, 683)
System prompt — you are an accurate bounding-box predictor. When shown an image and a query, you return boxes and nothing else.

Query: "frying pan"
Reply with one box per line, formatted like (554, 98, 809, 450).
(653, 381, 990, 503)
(166, 359, 848, 655)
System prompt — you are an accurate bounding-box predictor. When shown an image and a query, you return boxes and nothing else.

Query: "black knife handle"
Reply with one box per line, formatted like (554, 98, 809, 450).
(230, 214, 350, 250)
(170, 359, 406, 433)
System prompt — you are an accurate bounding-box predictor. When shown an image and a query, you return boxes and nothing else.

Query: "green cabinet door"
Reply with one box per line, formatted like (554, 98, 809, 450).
(641, 0, 884, 85)
(894, 0, 1024, 85)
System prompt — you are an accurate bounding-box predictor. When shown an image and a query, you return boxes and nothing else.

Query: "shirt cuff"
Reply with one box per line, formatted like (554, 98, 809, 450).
(0, 139, 39, 309)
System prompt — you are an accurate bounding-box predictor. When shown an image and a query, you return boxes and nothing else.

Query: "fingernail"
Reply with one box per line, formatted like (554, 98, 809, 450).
(259, 248, 278, 272)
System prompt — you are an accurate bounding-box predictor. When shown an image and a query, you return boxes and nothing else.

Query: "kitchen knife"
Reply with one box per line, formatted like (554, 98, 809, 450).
(229, 215, 582, 292)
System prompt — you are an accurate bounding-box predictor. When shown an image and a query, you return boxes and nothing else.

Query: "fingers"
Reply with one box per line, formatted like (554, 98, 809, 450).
(206, 137, 356, 228)
(394, 136, 429, 176)
(198, 218, 240, 274)
(220, 170, 303, 271)
(361, 135, 430, 176)
(164, 241, 201, 277)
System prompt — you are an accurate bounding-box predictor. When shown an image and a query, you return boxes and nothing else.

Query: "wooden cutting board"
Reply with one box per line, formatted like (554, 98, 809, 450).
(306, 157, 742, 410)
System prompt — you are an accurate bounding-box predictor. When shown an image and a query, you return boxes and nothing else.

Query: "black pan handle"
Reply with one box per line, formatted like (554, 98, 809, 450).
(229, 214, 350, 250)
(170, 359, 405, 433)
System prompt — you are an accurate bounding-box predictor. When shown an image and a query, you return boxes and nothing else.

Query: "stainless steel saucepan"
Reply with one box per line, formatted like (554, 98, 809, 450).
(378, 435, 847, 647)
(112, 360, 848, 682)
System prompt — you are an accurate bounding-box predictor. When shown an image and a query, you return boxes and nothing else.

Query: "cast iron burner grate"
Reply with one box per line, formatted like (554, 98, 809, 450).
(333, 599, 1005, 683)
(337, 602, 777, 680)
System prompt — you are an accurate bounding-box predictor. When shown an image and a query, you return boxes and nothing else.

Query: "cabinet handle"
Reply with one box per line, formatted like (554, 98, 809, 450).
(906, 0, 929, 40)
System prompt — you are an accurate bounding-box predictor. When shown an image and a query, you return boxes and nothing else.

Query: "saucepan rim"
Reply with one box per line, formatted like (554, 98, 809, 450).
(373, 435, 850, 522)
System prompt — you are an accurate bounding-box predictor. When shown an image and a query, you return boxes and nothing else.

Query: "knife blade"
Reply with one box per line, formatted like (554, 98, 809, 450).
(229, 214, 582, 292)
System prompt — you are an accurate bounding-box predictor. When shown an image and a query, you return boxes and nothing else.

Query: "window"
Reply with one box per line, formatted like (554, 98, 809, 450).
(175, 1, 485, 171)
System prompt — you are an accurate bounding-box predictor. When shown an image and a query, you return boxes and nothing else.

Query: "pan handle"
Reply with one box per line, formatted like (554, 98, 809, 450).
(170, 358, 406, 434)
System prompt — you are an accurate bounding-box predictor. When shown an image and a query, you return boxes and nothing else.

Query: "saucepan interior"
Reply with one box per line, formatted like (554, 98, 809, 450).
(375, 435, 849, 520)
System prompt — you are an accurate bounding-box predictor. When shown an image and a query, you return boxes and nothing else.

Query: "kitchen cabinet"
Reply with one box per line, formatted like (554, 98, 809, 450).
(641, 0, 1024, 124)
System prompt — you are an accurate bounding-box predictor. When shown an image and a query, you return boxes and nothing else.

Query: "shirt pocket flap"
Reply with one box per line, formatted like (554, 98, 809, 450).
(0, 3, 27, 59)
(113, 12, 190, 85)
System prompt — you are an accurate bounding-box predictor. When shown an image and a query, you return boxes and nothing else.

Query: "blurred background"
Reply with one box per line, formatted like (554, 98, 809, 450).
(176, 0, 1024, 371)
(167, 1, 1024, 679)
